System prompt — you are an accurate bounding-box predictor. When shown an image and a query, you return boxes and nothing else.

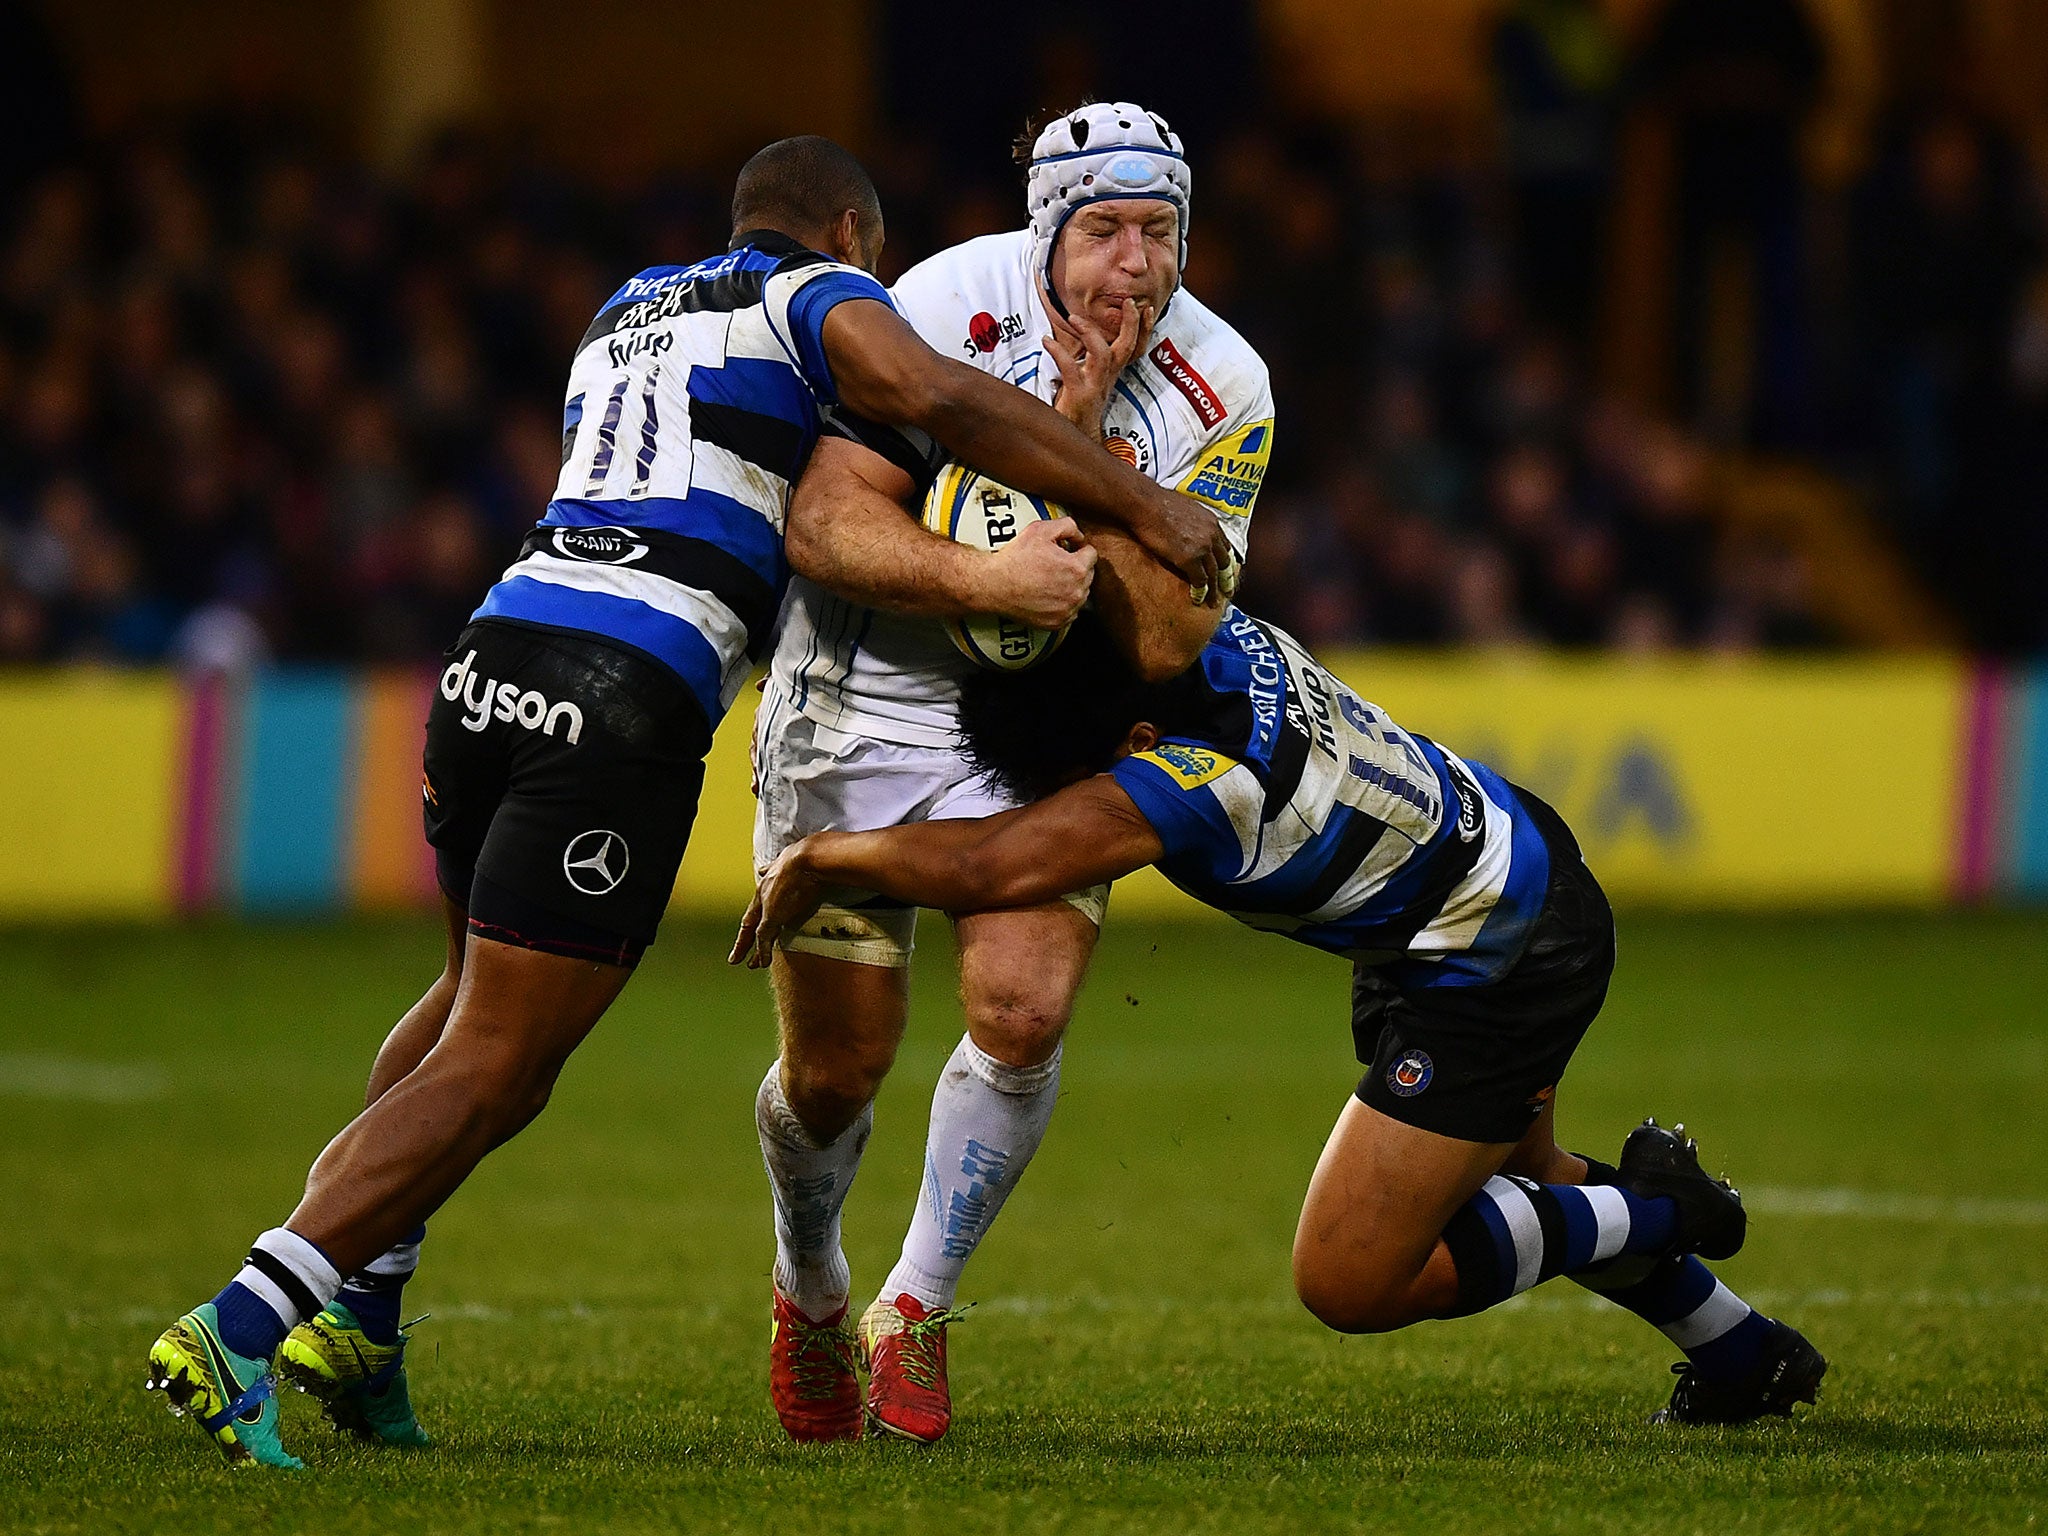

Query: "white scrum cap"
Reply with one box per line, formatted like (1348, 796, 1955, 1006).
(1026, 101, 1191, 301)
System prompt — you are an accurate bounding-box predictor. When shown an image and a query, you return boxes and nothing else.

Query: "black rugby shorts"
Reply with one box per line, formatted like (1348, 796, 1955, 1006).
(1352, 787, 1617, 1144)
(422, 619, 709, 966)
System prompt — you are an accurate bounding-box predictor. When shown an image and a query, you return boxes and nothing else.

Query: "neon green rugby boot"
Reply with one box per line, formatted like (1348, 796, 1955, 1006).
(277, 1302, 431, 1447)
(145, 1305, 303, 1469)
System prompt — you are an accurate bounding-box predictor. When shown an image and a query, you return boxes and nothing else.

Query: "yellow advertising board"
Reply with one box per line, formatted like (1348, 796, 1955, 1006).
(0, 655, 1970, 923)
(0, 672, 183, 918)
(1315, 653, 1963, 906)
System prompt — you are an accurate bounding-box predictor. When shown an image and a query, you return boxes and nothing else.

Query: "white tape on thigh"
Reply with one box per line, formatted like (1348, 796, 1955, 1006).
(781, 902, 918, 967)
(1060, 883, 1111, 927)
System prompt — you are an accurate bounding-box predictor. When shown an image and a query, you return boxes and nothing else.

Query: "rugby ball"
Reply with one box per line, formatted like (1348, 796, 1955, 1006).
(921, 462, 1073, 671)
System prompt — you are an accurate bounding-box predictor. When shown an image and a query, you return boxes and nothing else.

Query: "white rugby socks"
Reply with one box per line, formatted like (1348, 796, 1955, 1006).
(756, 1060, 871, 1320)
(881, 1035, 1061, 1312)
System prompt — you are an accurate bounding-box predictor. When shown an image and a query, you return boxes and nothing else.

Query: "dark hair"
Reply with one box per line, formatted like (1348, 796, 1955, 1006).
(730, 136, 881, 246)
(1011, 102, 1096, 174)
(958, 615, 1169, 802)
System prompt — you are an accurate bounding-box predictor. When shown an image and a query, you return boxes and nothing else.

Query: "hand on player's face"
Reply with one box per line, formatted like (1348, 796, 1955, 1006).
(1043, 200, 1177, 433)
(730, 845, 828, 969)
(983, 514, 1096, 628)
(1039, 278, 1153, 437)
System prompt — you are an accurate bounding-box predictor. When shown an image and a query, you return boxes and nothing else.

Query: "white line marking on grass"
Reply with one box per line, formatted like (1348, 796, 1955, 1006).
(1747, 1187, 2048, 1226)
(0, 1053, 166, 1102)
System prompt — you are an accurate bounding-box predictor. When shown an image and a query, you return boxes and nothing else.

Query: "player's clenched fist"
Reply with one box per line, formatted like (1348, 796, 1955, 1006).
(975, 515, 1097, 628)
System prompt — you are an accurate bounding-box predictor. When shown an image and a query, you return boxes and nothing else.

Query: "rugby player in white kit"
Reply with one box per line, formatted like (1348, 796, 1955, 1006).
(753, 102, 1277, 1442)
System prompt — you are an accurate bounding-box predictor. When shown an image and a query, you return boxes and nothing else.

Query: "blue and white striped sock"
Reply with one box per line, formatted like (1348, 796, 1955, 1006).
(1440, 1174, 1679, 1315)
(210, 1226, 343, 1361)
(337, 1225, 426, 1345)
(1575, 1254, 1772, 1381)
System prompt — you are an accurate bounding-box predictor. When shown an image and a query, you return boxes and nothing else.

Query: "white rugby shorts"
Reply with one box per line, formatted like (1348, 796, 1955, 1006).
(751, 685, 1109, 966)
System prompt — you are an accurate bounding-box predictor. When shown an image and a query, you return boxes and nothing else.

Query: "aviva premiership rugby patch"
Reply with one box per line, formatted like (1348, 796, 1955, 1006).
(1179, 419, 1273, 515)
(1134, 743, 1236, 789)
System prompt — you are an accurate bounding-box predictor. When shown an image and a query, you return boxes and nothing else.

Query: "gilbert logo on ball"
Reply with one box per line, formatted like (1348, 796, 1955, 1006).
(921, 462, 1072, 671)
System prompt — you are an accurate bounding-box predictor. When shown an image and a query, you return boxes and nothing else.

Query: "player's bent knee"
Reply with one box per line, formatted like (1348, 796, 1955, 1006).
(1291, 1264, 1418, 1336)
(964, 993, 1071, 1068)
(1290, 1228, 1441, 1335)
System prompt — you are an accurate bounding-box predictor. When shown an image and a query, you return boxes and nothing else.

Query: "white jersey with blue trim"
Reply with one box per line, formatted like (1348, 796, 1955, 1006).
(770, 228, 1277, 749)
(1109, 609, 1552, 987)
(473, 231, 890, 732)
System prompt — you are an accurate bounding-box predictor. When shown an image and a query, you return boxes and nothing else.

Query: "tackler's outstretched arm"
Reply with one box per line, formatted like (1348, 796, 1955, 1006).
(731, 778, 1164, 968)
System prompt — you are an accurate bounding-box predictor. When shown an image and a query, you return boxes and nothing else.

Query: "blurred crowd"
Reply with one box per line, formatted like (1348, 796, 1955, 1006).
(0, 0, 2043, 666)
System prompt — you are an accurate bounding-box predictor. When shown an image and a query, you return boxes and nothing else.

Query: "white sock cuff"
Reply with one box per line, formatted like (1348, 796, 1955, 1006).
(256, 1227, 342, 1296)
(959, 1036, 1061, 1096)
(1478, 1175, 1546, 1296)
(1666, 1278, 1753, 1350)
(231, 1264, 297, 1324)
(882, 1256, 955, 1312)
(757, 1059, 872, 1152)
(361, 1240, 422, 1278)
(240, 1226, 343, 1323)
(1581, 1182, 1632, 1264)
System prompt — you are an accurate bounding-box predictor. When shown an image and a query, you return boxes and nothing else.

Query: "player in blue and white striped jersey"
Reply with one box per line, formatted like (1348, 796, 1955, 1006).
(143, 136, 1233, 1470)
(736, 611, 1828, 1428)
(476, 174, 1222, 742)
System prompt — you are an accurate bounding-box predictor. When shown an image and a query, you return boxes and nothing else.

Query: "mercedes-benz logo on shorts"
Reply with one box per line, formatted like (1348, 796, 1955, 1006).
(563, 829, 629, 896)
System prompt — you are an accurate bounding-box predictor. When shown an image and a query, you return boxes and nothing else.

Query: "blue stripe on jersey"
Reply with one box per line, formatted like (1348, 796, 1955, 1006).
(687, 354, 816, 431)
(1114, 378, 1158, 445)
(473, 577, 729, 725)
(540, 493, 784, 589)
(780, 269, 891, 403)
(1223, 801, 1384, 913)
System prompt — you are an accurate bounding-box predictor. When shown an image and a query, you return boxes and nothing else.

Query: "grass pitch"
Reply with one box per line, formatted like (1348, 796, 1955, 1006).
(1, 911, 2044, 1533)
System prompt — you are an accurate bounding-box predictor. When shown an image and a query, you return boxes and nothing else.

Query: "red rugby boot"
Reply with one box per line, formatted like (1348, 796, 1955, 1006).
(769, 1290, 861, 1442)
(859, 1293, 970, 1444)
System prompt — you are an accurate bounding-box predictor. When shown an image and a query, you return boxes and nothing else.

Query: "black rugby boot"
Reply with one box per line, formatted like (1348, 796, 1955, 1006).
(1618, 1119, 1747, 1261)
(1653, 1319, 1828, 1425)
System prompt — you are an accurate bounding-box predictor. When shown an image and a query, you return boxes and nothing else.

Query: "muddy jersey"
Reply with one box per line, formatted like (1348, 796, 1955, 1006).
(769, 229, 1276, 748)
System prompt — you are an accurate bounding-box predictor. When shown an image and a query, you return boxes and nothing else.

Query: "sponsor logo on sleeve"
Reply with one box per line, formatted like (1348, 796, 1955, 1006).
(1134, 743, 1237, 789)
(1178, 418, 1274, 514)
(1149, 336, 1227, 429)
